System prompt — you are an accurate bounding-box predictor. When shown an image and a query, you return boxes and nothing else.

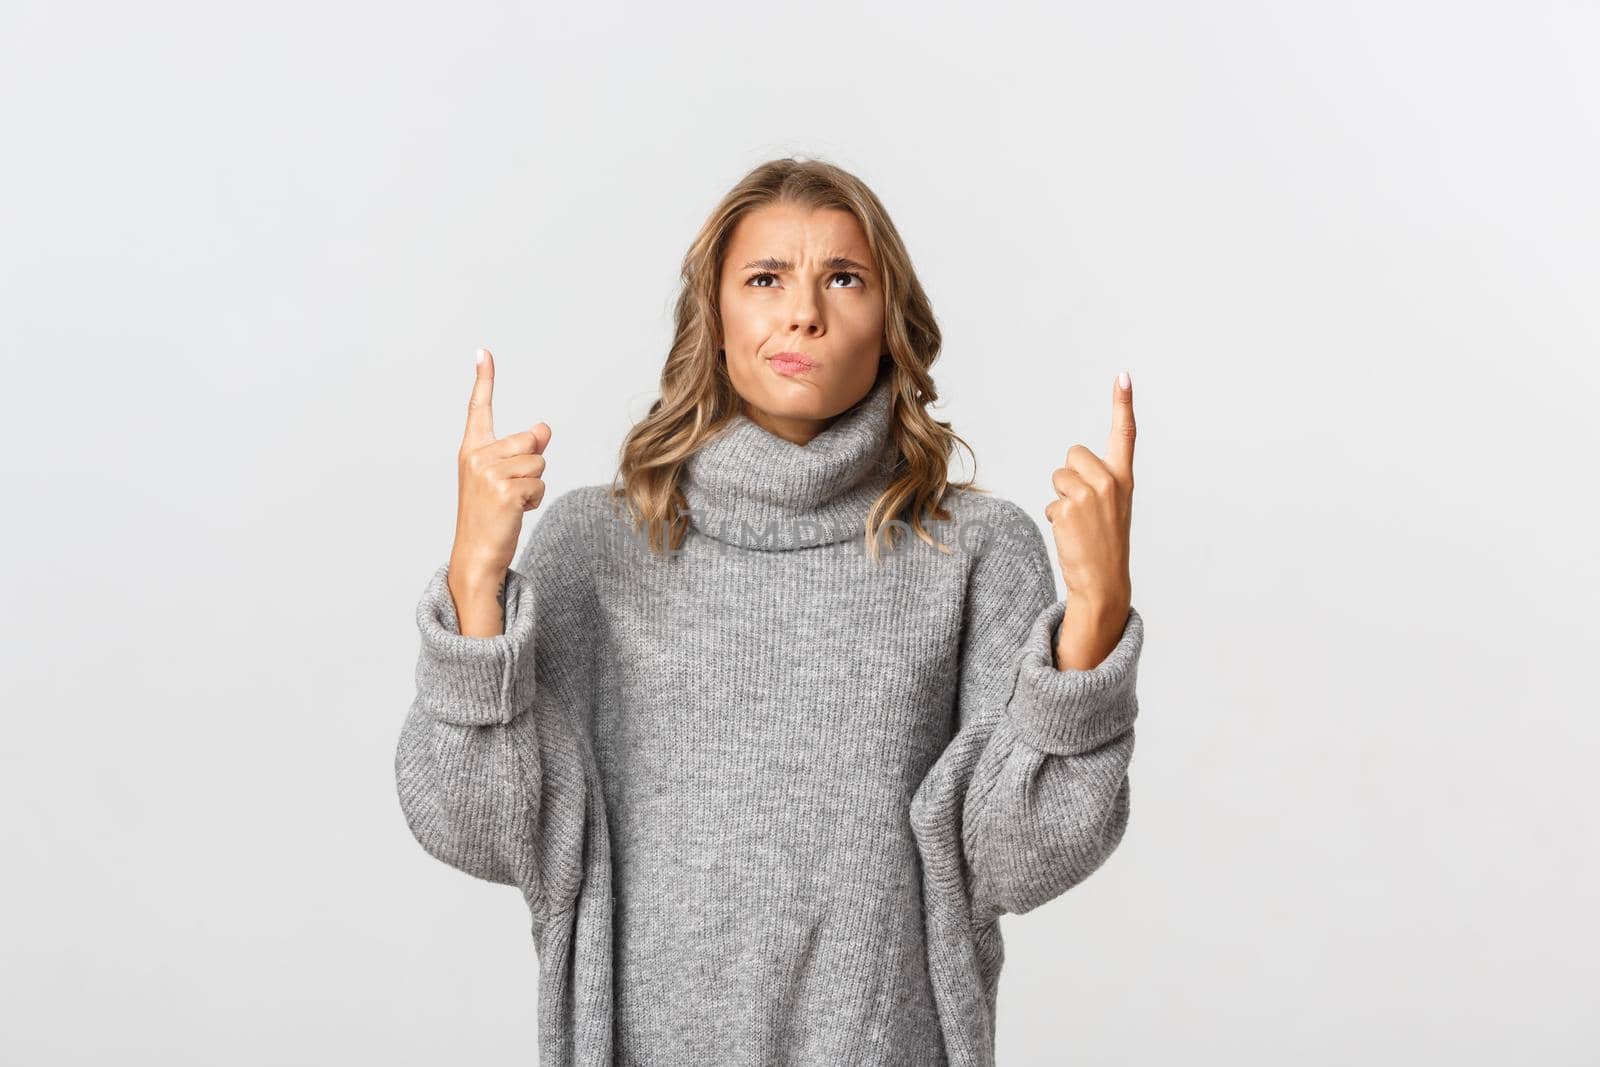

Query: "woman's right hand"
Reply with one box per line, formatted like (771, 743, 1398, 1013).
(448, 347, 550, 635)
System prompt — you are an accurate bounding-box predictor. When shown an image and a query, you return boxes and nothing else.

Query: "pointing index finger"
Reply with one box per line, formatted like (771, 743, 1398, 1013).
(1105, 370, 1135, 481)
(464, 347, 496, 447)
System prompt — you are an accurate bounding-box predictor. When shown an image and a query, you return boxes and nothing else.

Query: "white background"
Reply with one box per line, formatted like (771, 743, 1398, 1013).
(1, 1, 1595, 1063)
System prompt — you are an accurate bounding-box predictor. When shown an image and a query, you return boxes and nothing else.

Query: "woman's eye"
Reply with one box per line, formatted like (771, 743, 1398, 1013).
(747, 272, 865, 288)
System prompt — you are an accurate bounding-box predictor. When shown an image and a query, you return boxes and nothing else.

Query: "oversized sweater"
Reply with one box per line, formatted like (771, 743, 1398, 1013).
(394, 373, 1145, 1066)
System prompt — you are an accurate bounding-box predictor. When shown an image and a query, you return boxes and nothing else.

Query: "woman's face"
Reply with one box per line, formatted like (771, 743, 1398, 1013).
(716, 203, 887, 445)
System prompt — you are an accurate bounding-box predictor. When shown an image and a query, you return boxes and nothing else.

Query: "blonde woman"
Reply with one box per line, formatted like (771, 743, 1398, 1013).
(395, 157, 1143, 1067)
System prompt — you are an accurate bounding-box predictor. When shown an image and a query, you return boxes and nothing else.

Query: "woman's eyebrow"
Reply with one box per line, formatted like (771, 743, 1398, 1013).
(740, 255, 875, 274)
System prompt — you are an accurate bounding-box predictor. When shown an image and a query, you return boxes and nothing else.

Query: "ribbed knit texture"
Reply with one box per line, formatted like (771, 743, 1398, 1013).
(395, 374, 1145, 1066)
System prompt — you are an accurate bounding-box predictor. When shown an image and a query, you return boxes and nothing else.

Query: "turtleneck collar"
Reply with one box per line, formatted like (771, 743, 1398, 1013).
(681, 374, 900, 551)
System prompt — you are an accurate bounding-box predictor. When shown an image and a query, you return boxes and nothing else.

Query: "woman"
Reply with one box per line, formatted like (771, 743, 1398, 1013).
(395, 158, 1144, 1067)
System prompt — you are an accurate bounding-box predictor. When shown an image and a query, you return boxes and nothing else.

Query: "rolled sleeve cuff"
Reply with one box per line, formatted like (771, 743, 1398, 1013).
(1006, 600, 1143, 756)
(413, 562, 537, 726)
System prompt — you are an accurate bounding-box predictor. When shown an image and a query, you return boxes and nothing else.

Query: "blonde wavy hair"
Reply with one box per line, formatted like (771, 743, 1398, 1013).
(609, 157, 986, 562)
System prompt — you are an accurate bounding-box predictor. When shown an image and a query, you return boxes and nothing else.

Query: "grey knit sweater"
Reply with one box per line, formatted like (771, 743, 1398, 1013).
(394, 374, 1144, 1066)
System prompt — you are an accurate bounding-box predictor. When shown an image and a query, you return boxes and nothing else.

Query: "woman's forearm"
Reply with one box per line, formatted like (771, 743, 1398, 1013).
(1053, 591, 1131, 671)
(449, 565, 508, 637)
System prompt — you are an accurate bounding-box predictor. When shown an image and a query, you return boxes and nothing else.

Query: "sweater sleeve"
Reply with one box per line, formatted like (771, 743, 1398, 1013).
(393, 489, 595, 920)
(949, 498, 1144, 926)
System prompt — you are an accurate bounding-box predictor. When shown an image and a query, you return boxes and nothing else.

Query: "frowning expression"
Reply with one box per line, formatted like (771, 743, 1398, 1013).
(716, 203, 887, 445)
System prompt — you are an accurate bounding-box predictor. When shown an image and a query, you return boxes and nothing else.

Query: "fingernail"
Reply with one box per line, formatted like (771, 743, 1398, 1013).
(1117, 371, 1131, 391)
(476, 347, 486, 365)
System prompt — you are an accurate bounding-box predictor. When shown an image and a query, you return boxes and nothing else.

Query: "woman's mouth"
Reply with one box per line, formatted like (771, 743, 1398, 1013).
(767, 352, 818, 376)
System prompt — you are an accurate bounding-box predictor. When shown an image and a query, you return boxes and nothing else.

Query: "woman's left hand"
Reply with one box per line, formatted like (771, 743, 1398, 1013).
(1044, 372, 1136, 671)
